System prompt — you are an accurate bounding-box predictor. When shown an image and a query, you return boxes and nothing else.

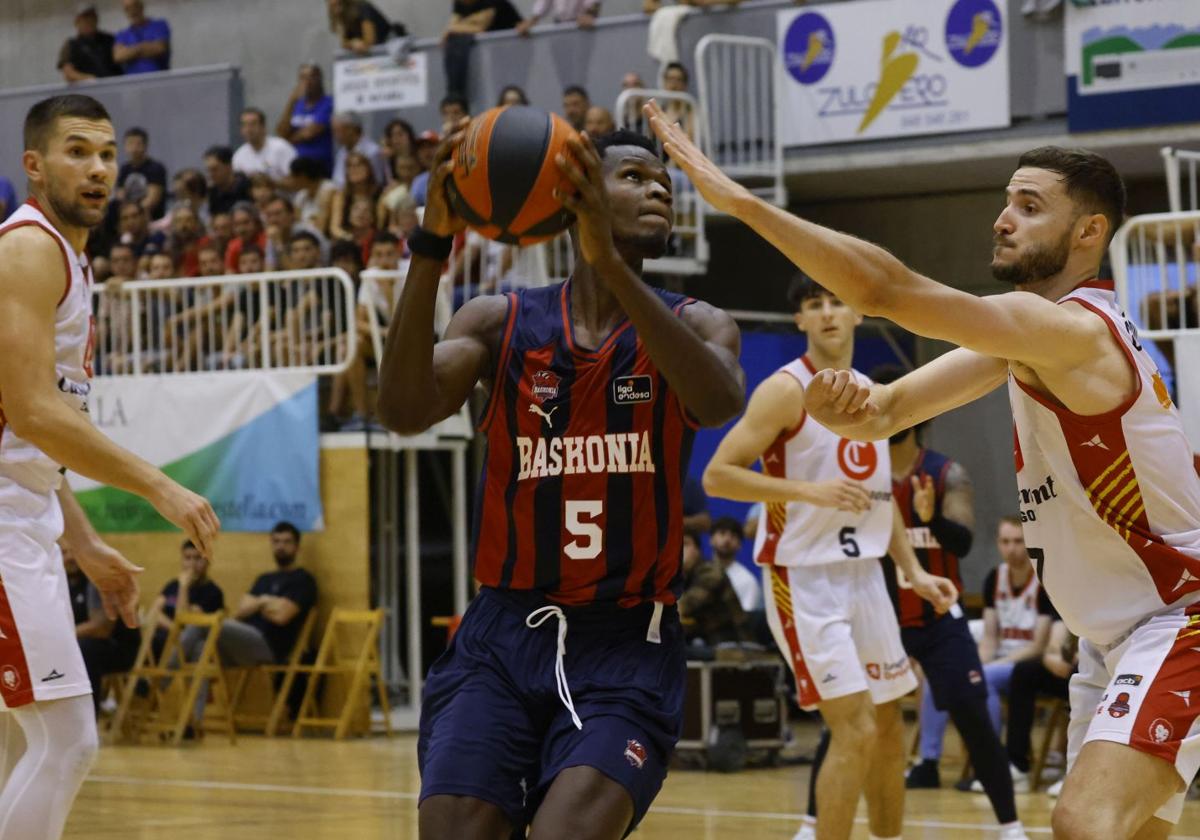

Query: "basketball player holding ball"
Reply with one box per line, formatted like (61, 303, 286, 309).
(649, 101, 1200, 839)
(0, 94, 219, 840)
(378, 120, 745, 838)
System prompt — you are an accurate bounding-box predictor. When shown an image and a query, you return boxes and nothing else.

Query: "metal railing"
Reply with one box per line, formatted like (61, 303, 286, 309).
(695, 34, 785, 207)
(92, 269, 358, 377)
(1162, 147, 1200, 214)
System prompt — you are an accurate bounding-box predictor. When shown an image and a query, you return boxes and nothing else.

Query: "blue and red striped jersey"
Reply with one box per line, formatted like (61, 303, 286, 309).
(471, 280, 699, 608)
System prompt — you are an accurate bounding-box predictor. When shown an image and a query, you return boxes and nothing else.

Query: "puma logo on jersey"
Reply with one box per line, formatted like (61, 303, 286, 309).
(517, 432, 655, 481)
(527, 403, 558, 428)
(1171, 690, 1191, 707)
(1081, 435, 1108, 450)
(1174, 569, 1200, 591)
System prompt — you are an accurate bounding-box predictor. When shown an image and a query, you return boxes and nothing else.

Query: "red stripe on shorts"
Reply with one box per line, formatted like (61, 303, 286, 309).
(1127, 603, 1200, 767)
(770, 566, 820, 709)
(0, 579, 35, 707)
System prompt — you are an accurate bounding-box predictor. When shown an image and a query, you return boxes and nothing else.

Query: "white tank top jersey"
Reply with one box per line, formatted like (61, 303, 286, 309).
(753, 356, 893, 567)
(0, 199, 95, 495)
(1010, 279, 1200, 645)
(992, 563, 1044, 659)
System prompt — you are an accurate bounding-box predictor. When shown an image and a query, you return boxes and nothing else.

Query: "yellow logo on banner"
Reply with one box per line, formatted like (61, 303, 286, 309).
(858, 30, 919, 134)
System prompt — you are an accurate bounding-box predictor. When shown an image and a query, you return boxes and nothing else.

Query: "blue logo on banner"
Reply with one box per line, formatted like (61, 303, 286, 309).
(945, 0, 1002, 68)
(784, 12, 836, 85)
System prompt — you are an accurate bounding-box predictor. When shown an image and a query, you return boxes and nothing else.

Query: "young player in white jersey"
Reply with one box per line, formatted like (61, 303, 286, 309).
(648, 101, 1200, 838)
(703, 274, 957, 840)
(0, 95, 220, 840)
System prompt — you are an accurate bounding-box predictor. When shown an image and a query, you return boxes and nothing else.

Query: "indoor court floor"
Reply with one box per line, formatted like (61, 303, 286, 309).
(67, 726, 1200, 839)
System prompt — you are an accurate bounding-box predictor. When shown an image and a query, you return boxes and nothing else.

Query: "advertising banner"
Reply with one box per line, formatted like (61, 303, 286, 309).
(777, 0, 1009, 146)
(334, 51, 428, 113)
(70, 372, 323, 533)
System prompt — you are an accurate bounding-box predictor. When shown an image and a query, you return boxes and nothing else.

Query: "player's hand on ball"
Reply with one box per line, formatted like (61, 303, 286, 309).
(804, 369, 879, 430)
(554, 132, 618, 269)
(423, 117, 471, 238)
(912, 571, 958, 614)
(802, 478, 871, 513)
(75, 541, 143, 629)
(644, 99, 749, 215)
(911, 473, 936, 523)
(152, 480, 221, 560)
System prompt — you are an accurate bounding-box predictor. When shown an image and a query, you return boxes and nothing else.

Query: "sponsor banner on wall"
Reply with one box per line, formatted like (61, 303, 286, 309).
(1065, 0, 1200, 132)
(70, 372, 323, 533)
(334, 51, 428, 112)
(776, 0, 1009, 147)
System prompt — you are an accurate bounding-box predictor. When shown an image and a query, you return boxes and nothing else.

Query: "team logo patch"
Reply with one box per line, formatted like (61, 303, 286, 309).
(1150, 718, 1174, 745)
(1, 666, 20, 691)
(1108, 692, 1132, 718)
(837, 438, 877, 481)
(968, 669, 983, 685)
(531, 369, 561, 404)
(1115, 674, 1143, 687)
(866, 663, 881, 680)
(613, 375, 653, 405)
(624, 739, 648, 770)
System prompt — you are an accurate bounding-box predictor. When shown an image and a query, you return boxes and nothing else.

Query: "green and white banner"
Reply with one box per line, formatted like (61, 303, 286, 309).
(71, 372, 324, 533)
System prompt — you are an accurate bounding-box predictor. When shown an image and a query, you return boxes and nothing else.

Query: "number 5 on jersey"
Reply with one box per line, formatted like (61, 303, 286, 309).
(565, 500, 603, 560)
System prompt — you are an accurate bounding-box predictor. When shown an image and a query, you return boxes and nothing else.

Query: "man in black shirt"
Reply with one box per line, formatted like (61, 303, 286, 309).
(150, 540, 225, 661)
(116, 127, 167, 219)
(204, 145, 252, 217)
(67, 544, 142, 715)
(57, 4, 122, 83)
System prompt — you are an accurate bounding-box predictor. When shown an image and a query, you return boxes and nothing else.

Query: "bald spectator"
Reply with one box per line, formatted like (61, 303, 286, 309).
(234, 108, 298, 182)
(58, 3, 121, 83)
(112, 0, 171, 75)
(561, 85, 590, 132)
(332, 111, 388, 187)
(584, 106, 615, 136)
(516, 0, 601, 33)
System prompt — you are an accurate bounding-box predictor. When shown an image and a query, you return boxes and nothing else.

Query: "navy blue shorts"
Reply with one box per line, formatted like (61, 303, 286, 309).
(901, 612, 988, 711)
(418, 587, 686, 833)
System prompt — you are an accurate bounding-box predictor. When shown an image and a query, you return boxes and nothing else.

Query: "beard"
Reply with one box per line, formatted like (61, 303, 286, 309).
(273, 551, 297, 568)
(46, 182, 105, 229)
(991, 228, 1071, 286)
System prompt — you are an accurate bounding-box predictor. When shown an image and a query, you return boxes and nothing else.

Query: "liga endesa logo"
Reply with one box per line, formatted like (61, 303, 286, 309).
(837, 438, 877, 480)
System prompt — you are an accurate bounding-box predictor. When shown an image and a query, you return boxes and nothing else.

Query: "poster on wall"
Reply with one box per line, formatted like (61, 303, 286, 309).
(776, 0, 1009, 147)
(69, 372, 324, 533)
(334, 51, 428, 112)
(1065, 0, 1200, 132)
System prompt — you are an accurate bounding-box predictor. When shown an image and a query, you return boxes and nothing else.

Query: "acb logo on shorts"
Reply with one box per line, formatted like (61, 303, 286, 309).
(837, 438, 877, 480)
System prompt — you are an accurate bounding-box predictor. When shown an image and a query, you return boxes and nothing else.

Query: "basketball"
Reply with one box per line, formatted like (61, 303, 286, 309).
(447, 105, 579, 246)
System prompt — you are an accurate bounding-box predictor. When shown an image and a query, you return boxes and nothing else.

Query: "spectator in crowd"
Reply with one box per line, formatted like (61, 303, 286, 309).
(147, 249, 176, 280)
(249, 172, 278, 215)
(107, 242, 139, 283)
(277, 64, 335, 175)
(710, 516, 762, 613)
(149, 541, 225, 661)
(112, 0, 170, 75)
(117, 200, 165, 257)
(677, 531, 747, 650)
(682, 475, 711, 536)
(497, 85, 529, 107)
(206, 212, 234, 264)
(196, 244, 225, 277)
(233, 107, 297, 182)
(409, 132, 442, 207)
(380, 118, 417, 162)
(330, 152, 381, 241)
(516, 0, 601, 34)
(344, 196, 379, 265)
(68, 543, 142, 715)
(178, 523, 318, 718)
(287, 156, 336, 236)
(1004, 619, 1077, 793)
(439, 94, 470, 135)
(166, 205, 205, 277)
(265, 195, 328, 270)
(561, 85, 590, 132)
(224, 201, 267, 272)
(584, 105, 616, 136)
(332, 111, 389, 187)
(0, 176, 17, 223)
(236, 243, 265, 275)
(379, 156, 420, 234)
(620, 71, 647, 129)
(288, 231, 324, 272)
(116, 126, 167, 219)
(162, 168, 209, 229)
(204, 145, 252, 217)
(660, 60, 696, 138)
(442, 0, 522, 98)
(328, 0, 395, 55)
(58, 3, 122, 83)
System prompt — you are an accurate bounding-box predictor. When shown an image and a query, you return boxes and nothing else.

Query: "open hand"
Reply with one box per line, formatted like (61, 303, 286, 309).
(644, 99, 749, 215)
(422, 117, 471, 239)
(911, 473, 936, 523)
(75, 542, 143, 628)
(554, 133, 618, 269)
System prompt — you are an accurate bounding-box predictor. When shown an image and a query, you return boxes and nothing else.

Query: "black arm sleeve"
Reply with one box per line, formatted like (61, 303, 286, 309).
(928, 512, 973, 557)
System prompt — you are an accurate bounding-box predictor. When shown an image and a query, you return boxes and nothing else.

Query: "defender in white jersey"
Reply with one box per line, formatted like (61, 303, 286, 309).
(649, 104, 1196, 838)
(0, 95, 219, 840)
(704, 275, 956, 840)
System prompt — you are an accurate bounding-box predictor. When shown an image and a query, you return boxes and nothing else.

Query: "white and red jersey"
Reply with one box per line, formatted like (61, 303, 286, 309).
(753, 355, 893, 567)
(0, 199, 95, 495)
(1010, 280, 1200, 645)
(989, 563, 1047, 659)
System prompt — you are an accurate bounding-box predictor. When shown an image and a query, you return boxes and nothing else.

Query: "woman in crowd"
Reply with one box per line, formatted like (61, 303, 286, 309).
(329, 151, 381, 241)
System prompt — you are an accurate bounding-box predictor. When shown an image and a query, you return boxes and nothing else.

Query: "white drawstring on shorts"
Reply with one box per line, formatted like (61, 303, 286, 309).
(525, 605, 583, 731)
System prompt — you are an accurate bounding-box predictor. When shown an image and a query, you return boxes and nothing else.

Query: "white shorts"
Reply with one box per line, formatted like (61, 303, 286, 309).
(1067, 603, 1200, 824)
(762, 558, 916, 711)
(0, 479, 90, 709)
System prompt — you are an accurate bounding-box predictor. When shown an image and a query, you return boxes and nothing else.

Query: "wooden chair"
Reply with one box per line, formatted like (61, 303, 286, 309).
(102, 611, 158, 743)
(291, 608, 392, 740)
(1030, 697, 1070, 790)
(227, 608, 318, 736)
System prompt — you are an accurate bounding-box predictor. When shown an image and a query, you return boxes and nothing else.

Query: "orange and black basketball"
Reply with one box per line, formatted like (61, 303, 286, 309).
(447, 105, 580, 246)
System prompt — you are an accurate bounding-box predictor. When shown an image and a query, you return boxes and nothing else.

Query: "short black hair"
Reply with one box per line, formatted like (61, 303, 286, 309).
(330, 239, 364, 266)
(177, 168, 208, 198)
(289, 230, 320, 249)
(1016, 146, 1127, 246)
(238, 243, 264, 260)
(124, 126, 148, 143)
(372, 230, 400, 248)
(496, 85, 529, 107)
(593, 129, 657, 161)
(204, 145, 234, 165)
(711, 516, 744, 539)
(23, 94, 111, 151)
(439, 93, 469, 112)
(786, 272, 831, 311)
(271, 521, 301, 542)
(241, 107, 266, 123)
(289, 155, 326, 181)
(563, 85, 590, 100)
(664, 61, 689, 83)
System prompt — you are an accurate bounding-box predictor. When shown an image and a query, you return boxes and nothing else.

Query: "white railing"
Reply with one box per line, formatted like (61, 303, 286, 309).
(1162, 147, 1200, 214)
(696, 34, 785, 207)
(92, 269, 358, 377)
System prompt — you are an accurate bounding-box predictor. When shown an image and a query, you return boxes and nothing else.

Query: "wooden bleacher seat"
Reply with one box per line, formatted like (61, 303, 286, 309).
(1030, 697, 1069, 791)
